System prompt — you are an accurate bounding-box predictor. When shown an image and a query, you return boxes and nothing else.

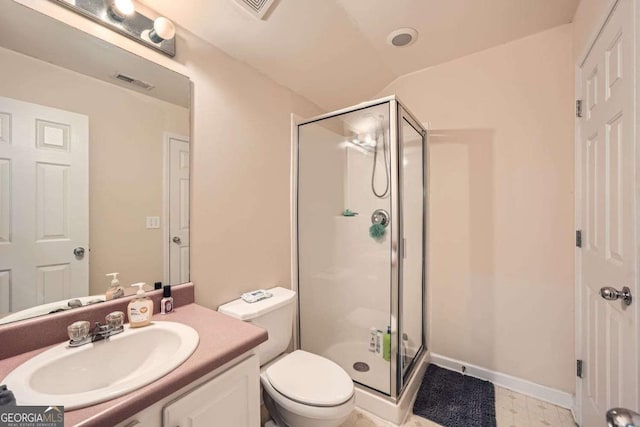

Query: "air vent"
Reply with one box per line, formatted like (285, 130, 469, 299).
(233, 0, 277, 20)
(113, 73, 155, 91)
(386, 28, 418, 48)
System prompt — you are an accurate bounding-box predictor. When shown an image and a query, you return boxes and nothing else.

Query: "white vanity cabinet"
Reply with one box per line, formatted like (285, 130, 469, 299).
(115, 353, 260, 427)
(163, 354, 260, 426)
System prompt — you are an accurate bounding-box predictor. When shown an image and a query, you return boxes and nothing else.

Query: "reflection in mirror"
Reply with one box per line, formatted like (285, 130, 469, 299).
(0, 0, 190, 324)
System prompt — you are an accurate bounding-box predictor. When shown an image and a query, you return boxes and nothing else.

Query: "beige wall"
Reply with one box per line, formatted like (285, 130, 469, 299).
(185, 36, 322, 309)
(0, 45, 188, 296)
(12, 0, 322, 310)
(378, 25, 575, 393)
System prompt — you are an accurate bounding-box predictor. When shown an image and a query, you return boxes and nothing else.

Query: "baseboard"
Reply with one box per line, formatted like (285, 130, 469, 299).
(430, 353, 575, 410)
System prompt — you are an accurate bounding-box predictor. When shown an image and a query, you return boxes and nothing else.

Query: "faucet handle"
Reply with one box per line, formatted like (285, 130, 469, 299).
(106, 311, 124, 330)
(67, 320, 90, 342)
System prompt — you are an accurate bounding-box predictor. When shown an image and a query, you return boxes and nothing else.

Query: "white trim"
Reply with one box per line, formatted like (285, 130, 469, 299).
(430, 353, 575, 410)
(633, 0, 640, 412)
(574, 32, 587, 426)
(162, 131, 189, 287)
(573, 58, 584, 424)
(290, 113, 302, 350)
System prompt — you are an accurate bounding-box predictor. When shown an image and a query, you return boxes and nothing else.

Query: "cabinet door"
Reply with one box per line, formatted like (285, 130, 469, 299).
(163, 355, 260, 427)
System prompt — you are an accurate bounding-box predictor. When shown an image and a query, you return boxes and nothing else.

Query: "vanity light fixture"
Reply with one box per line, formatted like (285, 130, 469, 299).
(108, 0, 135, 21)
(149, 17, 176, 43)
(49, 0, 177, 57)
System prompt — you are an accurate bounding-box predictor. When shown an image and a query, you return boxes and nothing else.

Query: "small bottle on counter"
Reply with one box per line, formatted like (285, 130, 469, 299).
(161, 285, 174, 314)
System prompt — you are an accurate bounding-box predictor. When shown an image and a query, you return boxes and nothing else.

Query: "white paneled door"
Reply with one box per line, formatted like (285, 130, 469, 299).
(168, 135, 189, 285)
(0, 97, 88, 314)
(577, 0, 638, 425)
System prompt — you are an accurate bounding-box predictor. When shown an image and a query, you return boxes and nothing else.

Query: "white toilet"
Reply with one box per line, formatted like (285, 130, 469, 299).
(218, 287, 355, 427)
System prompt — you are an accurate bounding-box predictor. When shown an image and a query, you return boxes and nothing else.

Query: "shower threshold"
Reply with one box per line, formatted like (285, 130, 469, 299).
(354, 350, 430, 425)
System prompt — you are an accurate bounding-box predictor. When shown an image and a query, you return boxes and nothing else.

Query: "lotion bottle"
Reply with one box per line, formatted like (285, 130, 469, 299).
(127, 282, 153, 328)
(105, 273, 124, 300)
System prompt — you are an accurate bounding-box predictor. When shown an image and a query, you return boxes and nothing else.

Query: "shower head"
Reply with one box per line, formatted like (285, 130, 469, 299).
(346, 134, 376, 153)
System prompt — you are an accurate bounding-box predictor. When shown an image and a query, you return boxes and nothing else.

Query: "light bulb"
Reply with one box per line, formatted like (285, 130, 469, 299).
(109, 0, 135, 21)
(149, 17, 176, 43)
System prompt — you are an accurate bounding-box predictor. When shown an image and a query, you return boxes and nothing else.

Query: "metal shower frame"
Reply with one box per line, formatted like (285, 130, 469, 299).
(291, 95, 428, 401)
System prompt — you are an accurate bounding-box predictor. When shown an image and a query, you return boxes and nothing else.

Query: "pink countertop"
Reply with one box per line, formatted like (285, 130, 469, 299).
(0, 303, 268, 427)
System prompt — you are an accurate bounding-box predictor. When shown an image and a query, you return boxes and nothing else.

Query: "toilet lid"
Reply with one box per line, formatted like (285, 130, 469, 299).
(266, 350, 354, 407)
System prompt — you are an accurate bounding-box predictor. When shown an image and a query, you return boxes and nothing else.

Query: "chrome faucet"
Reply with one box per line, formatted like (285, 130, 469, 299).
(67, 311, 125, 347)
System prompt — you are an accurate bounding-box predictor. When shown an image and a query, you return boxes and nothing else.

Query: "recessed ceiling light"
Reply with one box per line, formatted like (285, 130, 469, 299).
(387, 28, 418, 48)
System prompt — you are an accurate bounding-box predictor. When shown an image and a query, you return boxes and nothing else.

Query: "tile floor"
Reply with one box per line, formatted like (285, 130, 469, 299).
(339, 386, 576, 427)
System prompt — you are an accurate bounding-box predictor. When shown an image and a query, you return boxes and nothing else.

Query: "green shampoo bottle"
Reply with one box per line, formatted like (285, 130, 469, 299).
(383, 326, 391, 361)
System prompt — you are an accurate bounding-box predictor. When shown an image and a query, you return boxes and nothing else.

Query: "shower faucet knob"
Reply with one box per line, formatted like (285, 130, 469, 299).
(371, 209, 390, 227)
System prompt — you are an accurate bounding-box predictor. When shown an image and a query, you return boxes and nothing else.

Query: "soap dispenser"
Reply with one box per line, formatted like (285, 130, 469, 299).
(127, 282, 153, 328)
(105, 273, 124, 300)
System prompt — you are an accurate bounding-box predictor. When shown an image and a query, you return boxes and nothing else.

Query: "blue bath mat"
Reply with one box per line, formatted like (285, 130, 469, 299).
(413, 364, 496, 427)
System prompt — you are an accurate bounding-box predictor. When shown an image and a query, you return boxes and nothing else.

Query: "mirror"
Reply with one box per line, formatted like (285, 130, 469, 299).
(0, 0, 191, 324)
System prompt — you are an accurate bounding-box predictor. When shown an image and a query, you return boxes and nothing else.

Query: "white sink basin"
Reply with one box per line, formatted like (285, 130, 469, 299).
(2, 321, 199, 410)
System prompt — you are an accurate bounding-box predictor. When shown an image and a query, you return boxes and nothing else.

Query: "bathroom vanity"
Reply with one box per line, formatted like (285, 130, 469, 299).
(0, 293, 267, 426)
(116, 354, 260, 427)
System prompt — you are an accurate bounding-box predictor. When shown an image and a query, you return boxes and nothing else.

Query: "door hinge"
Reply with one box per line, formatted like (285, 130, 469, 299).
(576, 230, 582, 248)
(576, 100, 583, 118)
(577, 359, 584, 378)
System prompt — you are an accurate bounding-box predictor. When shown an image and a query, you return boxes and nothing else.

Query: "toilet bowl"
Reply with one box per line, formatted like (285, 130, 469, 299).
(260, 350, 355, 427)
(218, 287, 355, 427)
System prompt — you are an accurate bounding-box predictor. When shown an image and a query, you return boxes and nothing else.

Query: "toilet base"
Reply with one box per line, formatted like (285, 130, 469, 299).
(262, 380, 354, 427)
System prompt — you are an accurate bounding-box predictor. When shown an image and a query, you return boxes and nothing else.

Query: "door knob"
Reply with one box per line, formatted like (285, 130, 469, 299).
(73, 247, 85, 258)
(172, 236, 181, 244)
(600, 286, 632, 306)
(606, 407, 640, 427)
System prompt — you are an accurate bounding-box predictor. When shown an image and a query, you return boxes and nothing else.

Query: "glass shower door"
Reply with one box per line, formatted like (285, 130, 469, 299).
(297, 102, 393, 395)
(398, 106, 426, 388)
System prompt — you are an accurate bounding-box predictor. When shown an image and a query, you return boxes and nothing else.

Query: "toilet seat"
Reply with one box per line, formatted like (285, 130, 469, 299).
(261, 371, 355, 425)
(265, 350, 354, 407)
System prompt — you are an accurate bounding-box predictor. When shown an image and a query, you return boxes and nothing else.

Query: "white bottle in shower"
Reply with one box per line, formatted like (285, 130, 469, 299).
(369, 327, 377, 352)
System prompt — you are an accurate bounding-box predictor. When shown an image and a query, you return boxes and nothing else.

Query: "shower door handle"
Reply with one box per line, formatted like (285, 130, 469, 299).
(391, 242, 398, 266)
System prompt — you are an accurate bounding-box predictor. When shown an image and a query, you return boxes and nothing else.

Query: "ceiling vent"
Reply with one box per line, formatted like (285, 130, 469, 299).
(387, 28, 418, 48)
(233, 0, 277, 20)
(113, 73, 155, 91)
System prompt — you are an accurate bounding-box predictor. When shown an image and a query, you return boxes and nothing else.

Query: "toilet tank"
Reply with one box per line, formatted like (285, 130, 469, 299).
(218, 287, 296, 365)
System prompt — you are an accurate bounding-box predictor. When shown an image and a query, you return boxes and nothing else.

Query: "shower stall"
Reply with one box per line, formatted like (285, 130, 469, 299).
(295, 96, 427, 418)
